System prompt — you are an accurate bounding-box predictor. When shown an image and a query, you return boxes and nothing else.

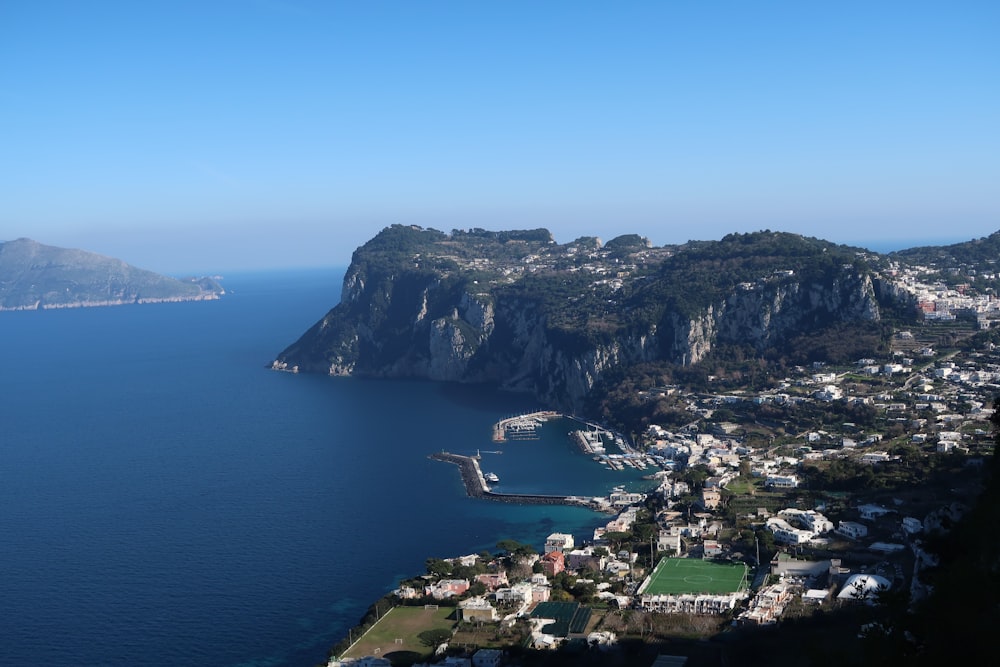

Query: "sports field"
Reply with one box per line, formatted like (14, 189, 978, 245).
(640, 557, 749, 595)
(341, 605, 455, 662)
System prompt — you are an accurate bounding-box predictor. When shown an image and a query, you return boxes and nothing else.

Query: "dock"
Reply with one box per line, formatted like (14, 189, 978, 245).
(429, 451, 593, 508)
(492, 411, 559, 442)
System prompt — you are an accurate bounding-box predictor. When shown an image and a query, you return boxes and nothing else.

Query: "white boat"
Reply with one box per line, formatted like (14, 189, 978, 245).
(484, 472, 500, 483)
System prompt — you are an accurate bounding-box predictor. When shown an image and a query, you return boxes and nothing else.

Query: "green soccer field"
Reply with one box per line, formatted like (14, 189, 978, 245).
(641, 557, 749, 595)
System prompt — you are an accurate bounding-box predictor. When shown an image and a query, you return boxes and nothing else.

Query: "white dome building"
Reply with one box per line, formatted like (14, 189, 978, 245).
(837, 574, 891, 603)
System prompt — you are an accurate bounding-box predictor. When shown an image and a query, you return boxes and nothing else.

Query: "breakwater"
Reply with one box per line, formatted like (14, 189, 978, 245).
(429, 451, 590, 508)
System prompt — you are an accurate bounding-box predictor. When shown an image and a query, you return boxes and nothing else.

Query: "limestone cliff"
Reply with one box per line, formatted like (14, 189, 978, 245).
(275, 226, 900, 411)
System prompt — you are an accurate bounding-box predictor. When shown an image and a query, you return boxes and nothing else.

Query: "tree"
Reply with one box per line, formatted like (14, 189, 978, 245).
(603, 531, 632, 554)
(496, 539, 536, 557)
(680, 464, 709, 490)
(417, 628, 453, 648)
(425, 558, 453, 577)
(570, 580, 597, 604)
(550, 588, 573, 602)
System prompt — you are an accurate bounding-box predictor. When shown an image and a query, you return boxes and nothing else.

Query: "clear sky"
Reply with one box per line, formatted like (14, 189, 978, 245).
(2, 1, 998, 274)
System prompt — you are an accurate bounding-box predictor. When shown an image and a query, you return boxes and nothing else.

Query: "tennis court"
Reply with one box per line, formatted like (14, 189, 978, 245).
(530, 601, 591, 637)
(640, 557, 748, 595)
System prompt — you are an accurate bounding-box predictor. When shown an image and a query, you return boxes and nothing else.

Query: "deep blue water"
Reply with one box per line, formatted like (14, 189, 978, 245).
(0, 269, 648, 666)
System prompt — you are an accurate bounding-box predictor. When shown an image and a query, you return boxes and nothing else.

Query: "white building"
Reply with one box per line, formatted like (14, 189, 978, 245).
(544, 533, 575, 554)
(609, 490, 646, 507)
(859, 504, 894, 521)
(639, 592, 746, 614)
(458, 597, 498, 623)
(765, 474, 800, 489)
(780, 509, 833, 534)
(837, 521, 868, 540)
(657, 530, 682, 555)
(837, 574, 891, 603)
(494, 582, 533, 604)
(766, 518, 814, 545)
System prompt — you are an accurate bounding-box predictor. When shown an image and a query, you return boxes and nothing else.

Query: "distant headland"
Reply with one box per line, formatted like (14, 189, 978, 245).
(0, 238, 224, 311)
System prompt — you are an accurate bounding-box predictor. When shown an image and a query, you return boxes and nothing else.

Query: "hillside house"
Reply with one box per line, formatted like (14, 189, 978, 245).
(657, 530, 682, 555)
(544, 533, 575, 554)
(566, 547, 606, 572)
(458, 597, 498, 623)
(540, 551, 565, 577)
(701, 488, 721, 510)
(766, 518, 814, 545)
(765, 474, 800, 489)
(425, 579, 471, 599)
(837, 521, 869, 540)
(476, 572, 509, 590)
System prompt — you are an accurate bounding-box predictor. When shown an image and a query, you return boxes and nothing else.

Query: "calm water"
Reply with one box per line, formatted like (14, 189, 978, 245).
(0, 269, 648, 666)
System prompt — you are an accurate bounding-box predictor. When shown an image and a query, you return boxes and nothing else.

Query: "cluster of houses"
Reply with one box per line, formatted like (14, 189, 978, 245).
(395, 524, 646, 632)
(640, 345, 996, 511)
(888, 259, 1000, 328)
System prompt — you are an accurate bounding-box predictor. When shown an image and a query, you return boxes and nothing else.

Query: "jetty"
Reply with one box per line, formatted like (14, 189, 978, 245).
(571, 428, 606, 456)
(429, 451, 593, 508)
(492, 411, 559, 442)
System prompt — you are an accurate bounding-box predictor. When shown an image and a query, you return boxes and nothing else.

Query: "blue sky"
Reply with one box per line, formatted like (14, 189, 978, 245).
(2, 1, 998, 273)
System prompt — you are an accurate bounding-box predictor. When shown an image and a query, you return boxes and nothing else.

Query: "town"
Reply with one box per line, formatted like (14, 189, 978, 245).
(324, 242, 999, 667)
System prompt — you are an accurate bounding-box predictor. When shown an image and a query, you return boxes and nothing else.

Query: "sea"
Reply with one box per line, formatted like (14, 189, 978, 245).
(0, 268, 653, 667)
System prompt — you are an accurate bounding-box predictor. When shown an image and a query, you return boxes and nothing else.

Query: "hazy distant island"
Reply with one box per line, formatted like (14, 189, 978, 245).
(0, 238, 224, 311)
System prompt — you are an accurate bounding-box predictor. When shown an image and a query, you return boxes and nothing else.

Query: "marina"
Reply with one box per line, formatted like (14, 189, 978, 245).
(566, 417, 653, 471)
(494, 411, 658, 474)
(492, 411, 558, 441)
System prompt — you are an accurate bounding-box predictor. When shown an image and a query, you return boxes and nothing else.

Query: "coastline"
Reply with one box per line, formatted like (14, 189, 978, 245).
(0, 293, 221, 311)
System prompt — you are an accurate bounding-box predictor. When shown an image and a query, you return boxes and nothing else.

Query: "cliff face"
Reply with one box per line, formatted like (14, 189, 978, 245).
(664, 271, 882, 365)
(275, 226, 897, 411)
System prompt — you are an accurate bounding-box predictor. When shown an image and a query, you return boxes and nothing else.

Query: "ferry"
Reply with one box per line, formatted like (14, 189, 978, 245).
(484, 472, 500, 483)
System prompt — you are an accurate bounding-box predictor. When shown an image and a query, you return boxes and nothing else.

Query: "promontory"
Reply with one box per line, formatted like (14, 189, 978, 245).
(0, 238, 224, 311)
(273, 225, 921, 416)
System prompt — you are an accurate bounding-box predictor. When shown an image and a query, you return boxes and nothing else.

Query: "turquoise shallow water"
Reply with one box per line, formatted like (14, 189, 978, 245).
(0, 269, 648, 666)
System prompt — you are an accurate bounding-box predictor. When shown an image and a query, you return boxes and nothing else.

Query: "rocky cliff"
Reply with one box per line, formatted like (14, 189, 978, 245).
(0, 238, 224, 310)
(275, 226, 899, 411)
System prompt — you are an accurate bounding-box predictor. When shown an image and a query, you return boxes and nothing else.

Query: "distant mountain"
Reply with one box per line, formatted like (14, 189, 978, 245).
(892, 230, 1000, 268)
(0, 238, 224, 311)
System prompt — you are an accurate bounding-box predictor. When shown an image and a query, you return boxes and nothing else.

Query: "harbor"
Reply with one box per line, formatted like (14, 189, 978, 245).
(565, 416, 656, 471)
(493, 411, 660, 473)
(492, 411, 558, 441)
(429, 451, 612, 511)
